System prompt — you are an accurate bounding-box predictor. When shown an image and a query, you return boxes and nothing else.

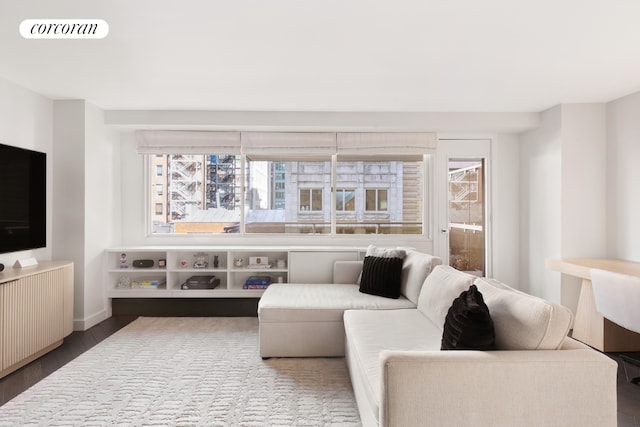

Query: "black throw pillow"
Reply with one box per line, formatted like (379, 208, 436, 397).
(441, 285, 496, 350)
(359, 256, 404, 299)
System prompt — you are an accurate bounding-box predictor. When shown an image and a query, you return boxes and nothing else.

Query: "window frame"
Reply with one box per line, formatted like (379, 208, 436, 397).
(146, 153, 430, 237)
(365, 188, 389, 212)
(299, 187, 323, 212)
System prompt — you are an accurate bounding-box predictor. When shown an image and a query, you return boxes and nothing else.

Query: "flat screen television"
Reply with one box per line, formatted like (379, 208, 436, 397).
(0, 143, 46, 254)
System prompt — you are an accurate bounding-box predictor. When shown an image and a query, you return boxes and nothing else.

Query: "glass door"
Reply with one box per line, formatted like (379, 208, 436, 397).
(436, 140, 491, 277)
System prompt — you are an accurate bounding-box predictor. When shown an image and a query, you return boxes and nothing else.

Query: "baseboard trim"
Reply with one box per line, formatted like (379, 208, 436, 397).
(74, 309, 110, 331)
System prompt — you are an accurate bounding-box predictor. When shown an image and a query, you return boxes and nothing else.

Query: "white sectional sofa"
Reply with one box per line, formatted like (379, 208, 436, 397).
(257, 249, 618, 427)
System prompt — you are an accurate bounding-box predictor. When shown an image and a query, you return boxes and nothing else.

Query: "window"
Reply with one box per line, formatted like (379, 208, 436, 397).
(244, 159, 331, 234)
(150, 154, 240, 234)
(336, 159, 423, 234)
(144, 131, 432, 236)
(336, 188, 355, 211)
(366, 189, 388, 211)
(300, 188, 323, 211)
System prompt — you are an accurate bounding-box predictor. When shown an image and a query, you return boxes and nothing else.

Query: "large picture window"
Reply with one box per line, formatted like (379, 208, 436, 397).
(143, 131, 433, 236)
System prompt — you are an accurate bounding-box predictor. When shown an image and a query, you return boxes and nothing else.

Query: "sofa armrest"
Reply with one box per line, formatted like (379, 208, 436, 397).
(380, 348, 617, 427)
(333, 260, 363, 284)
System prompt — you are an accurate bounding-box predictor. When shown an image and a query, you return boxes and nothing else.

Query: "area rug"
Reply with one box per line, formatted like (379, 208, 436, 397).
(0, 317, 361, 426)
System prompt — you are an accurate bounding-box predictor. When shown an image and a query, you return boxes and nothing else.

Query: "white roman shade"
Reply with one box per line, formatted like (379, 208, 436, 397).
(337, 132, 436, 160)
(136, 130, 241, 154)
(242, 132, 336, 160)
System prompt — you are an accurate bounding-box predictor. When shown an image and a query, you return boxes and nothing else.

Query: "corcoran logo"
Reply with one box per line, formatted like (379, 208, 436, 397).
(20, 19, 109, 39)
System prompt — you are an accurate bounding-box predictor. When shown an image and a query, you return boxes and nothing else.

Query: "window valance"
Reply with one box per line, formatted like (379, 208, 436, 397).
(136, 130, 437, 158)
(241, 132, 336, 160)
(337, 132, 437, 160)
(136, 130, 241, 154)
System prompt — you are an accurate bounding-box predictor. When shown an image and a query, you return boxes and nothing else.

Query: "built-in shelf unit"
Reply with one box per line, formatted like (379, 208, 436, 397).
(106, 246, 366, 299)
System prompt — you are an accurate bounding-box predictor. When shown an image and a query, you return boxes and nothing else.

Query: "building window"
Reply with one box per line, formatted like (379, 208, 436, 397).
(156, 165, 163, 176)
(336, 188, 355, 211)
(366, 189, 388, 211)
(155, 184, 163, 196)
(155, 203, 163, 215)
(300, 188, 323, 212)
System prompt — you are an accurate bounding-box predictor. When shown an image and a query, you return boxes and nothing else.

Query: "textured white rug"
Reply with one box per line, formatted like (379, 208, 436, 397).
(0, 317, 361, 426)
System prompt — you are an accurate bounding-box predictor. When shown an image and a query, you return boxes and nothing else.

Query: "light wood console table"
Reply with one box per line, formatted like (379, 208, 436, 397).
(546, 258, 640, 352)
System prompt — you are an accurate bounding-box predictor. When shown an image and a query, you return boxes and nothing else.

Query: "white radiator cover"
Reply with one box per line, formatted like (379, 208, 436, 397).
(0, 262, 73, 378)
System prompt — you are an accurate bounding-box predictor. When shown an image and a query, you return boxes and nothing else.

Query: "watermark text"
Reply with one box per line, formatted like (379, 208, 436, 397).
(20, 19, 109, 39)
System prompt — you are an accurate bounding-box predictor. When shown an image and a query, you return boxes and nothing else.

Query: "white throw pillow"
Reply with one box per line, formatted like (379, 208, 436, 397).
(365, 244, 407, 259)
(474, 277, 573, 350)
(417, 265, 476, 329)
(400, 250, 442, 304)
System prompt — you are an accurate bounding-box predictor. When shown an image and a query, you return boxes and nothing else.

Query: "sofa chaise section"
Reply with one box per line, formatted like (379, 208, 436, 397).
(344, 265, 618, 427)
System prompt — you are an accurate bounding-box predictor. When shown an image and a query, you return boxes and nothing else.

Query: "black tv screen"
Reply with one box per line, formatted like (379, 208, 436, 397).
(0, 144, 46, 254)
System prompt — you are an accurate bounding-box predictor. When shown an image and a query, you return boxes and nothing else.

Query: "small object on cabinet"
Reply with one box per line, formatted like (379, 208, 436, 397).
(120, 253, 128, 269)
(116, 276, 131, 288)
(234, 257, 244, 268)
(181, 275, 220, 290)
(193, 252, 209, 269)
(132, 259, 154, 268)
(249, 256, 271, 269)
(158, 259, 166, 268)
(213, 255, 219, 268)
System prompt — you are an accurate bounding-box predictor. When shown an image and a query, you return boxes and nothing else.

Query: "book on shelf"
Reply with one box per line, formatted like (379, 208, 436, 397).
(181, 275, 220, 290)
(131, 279, 165, 289)
(242, 283, 271, 289)
(243, 276, 272, 288)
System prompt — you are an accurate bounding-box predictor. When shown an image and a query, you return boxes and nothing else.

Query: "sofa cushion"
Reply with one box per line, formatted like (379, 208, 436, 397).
(359, 256, 404, 298)
(344, 309, 442, 423)
(473, 277, 572, 350)
(258, 283, 415, 323)
(417, 265, 477, 329)
(441, 285, 495, 350)
(400, 250, 442, 304)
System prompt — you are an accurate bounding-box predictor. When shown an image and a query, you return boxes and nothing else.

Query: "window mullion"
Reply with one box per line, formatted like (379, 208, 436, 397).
(331, 154, 336, 234)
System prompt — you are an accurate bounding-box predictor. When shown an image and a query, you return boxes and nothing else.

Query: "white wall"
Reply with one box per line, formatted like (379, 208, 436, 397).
(0, 77, 53, 267)
(84, 102, 120, 325)
(53, 100, 119, 330)
(606, 91, 640, 260)
(559, 104, 607, 312)
(519, 104, 607, 314)
(491, 134, 520, 285)
(519, 106, 563, 302)
(53, 100, 86, 321)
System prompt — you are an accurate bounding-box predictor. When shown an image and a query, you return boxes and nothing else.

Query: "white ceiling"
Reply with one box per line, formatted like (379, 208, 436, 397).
(1, 0, 639, 113)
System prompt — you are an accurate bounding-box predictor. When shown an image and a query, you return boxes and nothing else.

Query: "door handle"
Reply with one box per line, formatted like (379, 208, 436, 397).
(440, 228, 449, 234)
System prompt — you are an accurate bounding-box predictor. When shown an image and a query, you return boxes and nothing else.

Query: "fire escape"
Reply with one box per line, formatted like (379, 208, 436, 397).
(206, 155, 239, 210)
(168, 155, 203, 220)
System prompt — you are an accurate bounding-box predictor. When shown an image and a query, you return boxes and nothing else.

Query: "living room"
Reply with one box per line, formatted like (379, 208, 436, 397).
(0, 1, 639, 425)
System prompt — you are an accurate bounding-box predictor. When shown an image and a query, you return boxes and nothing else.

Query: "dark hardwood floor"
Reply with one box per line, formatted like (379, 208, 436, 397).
(1, 315, 640, 426)
(0, 315, 138, 407)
